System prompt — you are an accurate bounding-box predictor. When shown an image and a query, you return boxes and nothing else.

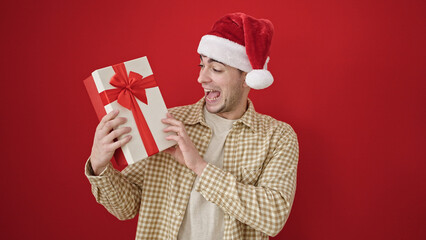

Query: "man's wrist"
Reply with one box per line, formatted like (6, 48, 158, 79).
(90, 158, 108, 176)
(93, 166, 107, 176)
(193, 159, 208, 176)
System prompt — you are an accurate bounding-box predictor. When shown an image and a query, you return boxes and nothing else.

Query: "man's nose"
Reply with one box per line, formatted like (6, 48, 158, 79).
(197, 68, 211, 84)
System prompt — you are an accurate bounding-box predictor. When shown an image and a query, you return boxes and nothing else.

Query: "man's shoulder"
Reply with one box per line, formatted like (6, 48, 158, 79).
(252, 110, 297, 139)
(168, 100, 202, 124)
(169, 104, 192, 116)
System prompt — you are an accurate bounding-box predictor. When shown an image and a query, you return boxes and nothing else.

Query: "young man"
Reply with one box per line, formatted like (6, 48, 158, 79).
(86, 12, 299, 240)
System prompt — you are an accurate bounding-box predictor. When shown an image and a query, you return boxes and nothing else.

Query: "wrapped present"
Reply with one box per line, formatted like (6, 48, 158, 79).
(84, 56, 175, 168)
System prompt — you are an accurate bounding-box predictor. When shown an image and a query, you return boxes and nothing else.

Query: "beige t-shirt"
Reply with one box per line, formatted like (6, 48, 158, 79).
(177, 107, 236, 240)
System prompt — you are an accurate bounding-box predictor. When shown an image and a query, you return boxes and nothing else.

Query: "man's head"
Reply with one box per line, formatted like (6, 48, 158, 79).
(198, 55, 249, 119)
(197, 12, 275, 119)
(198, 12, 275, 90)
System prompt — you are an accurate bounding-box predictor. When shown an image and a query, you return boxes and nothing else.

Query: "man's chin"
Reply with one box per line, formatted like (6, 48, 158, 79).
(205, 102, 225, 114)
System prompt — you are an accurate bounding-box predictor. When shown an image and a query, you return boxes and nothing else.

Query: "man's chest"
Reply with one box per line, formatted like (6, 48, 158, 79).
(186, 124, 270, 186)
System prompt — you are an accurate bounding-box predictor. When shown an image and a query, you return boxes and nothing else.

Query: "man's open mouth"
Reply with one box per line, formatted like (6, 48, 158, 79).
(205, 89, 221, 101)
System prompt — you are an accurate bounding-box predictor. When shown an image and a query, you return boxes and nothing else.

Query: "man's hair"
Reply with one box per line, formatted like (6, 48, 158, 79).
(199, 54, 245, 75)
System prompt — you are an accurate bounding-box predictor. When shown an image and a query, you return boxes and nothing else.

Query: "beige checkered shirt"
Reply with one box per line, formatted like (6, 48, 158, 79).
(85, 98, 299, 240)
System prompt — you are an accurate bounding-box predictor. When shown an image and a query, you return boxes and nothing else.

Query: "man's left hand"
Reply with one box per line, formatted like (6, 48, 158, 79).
(162, 113, 207, 176)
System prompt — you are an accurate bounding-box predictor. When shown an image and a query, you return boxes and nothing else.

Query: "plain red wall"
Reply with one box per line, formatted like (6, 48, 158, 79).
(0, 0, 424, 239)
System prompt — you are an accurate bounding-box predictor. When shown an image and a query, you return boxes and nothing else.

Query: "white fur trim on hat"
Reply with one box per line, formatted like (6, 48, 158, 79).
(245, 69, 274, 89)
(197, 35, 253, 73)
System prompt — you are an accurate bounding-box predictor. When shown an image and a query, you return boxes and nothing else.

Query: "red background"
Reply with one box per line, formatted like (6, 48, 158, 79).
(0, 0, 424, 239)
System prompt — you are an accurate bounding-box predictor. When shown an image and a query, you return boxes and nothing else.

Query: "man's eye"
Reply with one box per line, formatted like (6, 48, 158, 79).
(212, 68, 222, 73)
(198, 64, 204, 68)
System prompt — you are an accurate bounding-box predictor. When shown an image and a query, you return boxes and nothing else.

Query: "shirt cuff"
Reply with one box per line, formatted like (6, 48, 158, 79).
(84, 158, 117, 187)
(195, 163, 227, 202)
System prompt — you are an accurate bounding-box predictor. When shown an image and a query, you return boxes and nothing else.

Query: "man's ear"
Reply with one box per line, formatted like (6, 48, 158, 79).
(241, 72, 249, 88)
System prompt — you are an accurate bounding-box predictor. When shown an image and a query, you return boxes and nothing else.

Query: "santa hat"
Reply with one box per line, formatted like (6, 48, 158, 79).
(197, 12, 274, 90)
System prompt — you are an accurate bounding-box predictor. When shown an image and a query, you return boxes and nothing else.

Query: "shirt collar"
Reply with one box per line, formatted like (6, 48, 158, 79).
(183, 97, 258, 132)
(182, 98, 207, 126)
(235, 99, 257, 132)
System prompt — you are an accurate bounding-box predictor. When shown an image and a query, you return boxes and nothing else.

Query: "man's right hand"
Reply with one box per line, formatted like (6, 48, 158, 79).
(90, 109, 132, 175)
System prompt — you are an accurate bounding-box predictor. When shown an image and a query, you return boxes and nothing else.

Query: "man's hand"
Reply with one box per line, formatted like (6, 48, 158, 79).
(162, 113, 207, 176)
(90, 109, 132, 175)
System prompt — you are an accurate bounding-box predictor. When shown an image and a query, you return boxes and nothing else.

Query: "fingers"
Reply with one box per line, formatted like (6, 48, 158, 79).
(164, 128, 190, 153)
(161, 113, 182, 126)
(163, 146, 176, 155)
(165, 134, 181, 142)
(90, 111, 131, 171)
(163, 125, 185, 137)
(103, 126, 132, 143)
(108, 135, 132, 152)
(162, 113, 189, 143)
(98, 109, 120, 130)
(98, 116, 128, 137)
(162, 113, 186, 133)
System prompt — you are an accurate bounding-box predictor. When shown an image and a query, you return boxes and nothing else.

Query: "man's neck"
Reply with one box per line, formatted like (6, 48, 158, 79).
(215, 99, 248, 120)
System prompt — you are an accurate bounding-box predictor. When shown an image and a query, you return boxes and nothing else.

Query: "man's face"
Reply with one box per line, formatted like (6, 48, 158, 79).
(198, 55, 249, 119)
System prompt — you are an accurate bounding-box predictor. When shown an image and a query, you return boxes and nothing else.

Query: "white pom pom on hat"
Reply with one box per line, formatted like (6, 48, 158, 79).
(197, 12, 275, 90)
(246, 69, 274, 90)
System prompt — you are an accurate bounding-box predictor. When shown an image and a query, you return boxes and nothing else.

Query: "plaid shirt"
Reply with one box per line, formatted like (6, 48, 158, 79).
(85, 98, 299, 240)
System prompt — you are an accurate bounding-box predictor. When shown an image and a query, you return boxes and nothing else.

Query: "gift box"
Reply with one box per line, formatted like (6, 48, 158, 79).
(84, 56, 175, 168)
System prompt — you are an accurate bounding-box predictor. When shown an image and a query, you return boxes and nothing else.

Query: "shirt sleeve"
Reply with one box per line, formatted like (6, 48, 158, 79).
(195, 128, 299, 237)
(85, 158, 143, 220)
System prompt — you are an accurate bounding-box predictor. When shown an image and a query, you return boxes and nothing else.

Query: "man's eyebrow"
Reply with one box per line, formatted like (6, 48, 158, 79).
(200, 55, 225, 65)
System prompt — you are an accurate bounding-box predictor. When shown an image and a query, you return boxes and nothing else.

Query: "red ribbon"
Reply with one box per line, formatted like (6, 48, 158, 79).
(99, 63, 159, 157)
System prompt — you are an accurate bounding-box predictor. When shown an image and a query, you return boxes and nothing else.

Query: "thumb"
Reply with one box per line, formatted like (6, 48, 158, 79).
(163, 146, 176, 155)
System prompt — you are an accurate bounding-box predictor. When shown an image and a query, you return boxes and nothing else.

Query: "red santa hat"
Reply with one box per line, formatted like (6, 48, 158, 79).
(197, 12, 274, 90)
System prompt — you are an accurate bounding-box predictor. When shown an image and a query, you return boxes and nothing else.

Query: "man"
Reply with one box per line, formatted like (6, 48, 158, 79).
(86, 12, 299, 240)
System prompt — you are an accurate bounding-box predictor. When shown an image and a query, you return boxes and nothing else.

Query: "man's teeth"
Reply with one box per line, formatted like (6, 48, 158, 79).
(207, 96, 219, 100)
(205, 89, 220, 101)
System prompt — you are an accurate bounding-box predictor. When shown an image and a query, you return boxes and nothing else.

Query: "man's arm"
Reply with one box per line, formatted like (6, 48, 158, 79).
(85, 159, 143, 220)
(195, 131, 298, 236)
(85, 109, 142, 220)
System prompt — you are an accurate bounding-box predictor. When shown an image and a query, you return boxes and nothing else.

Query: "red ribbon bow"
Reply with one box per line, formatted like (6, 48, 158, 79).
(99, 63, 159, 157)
